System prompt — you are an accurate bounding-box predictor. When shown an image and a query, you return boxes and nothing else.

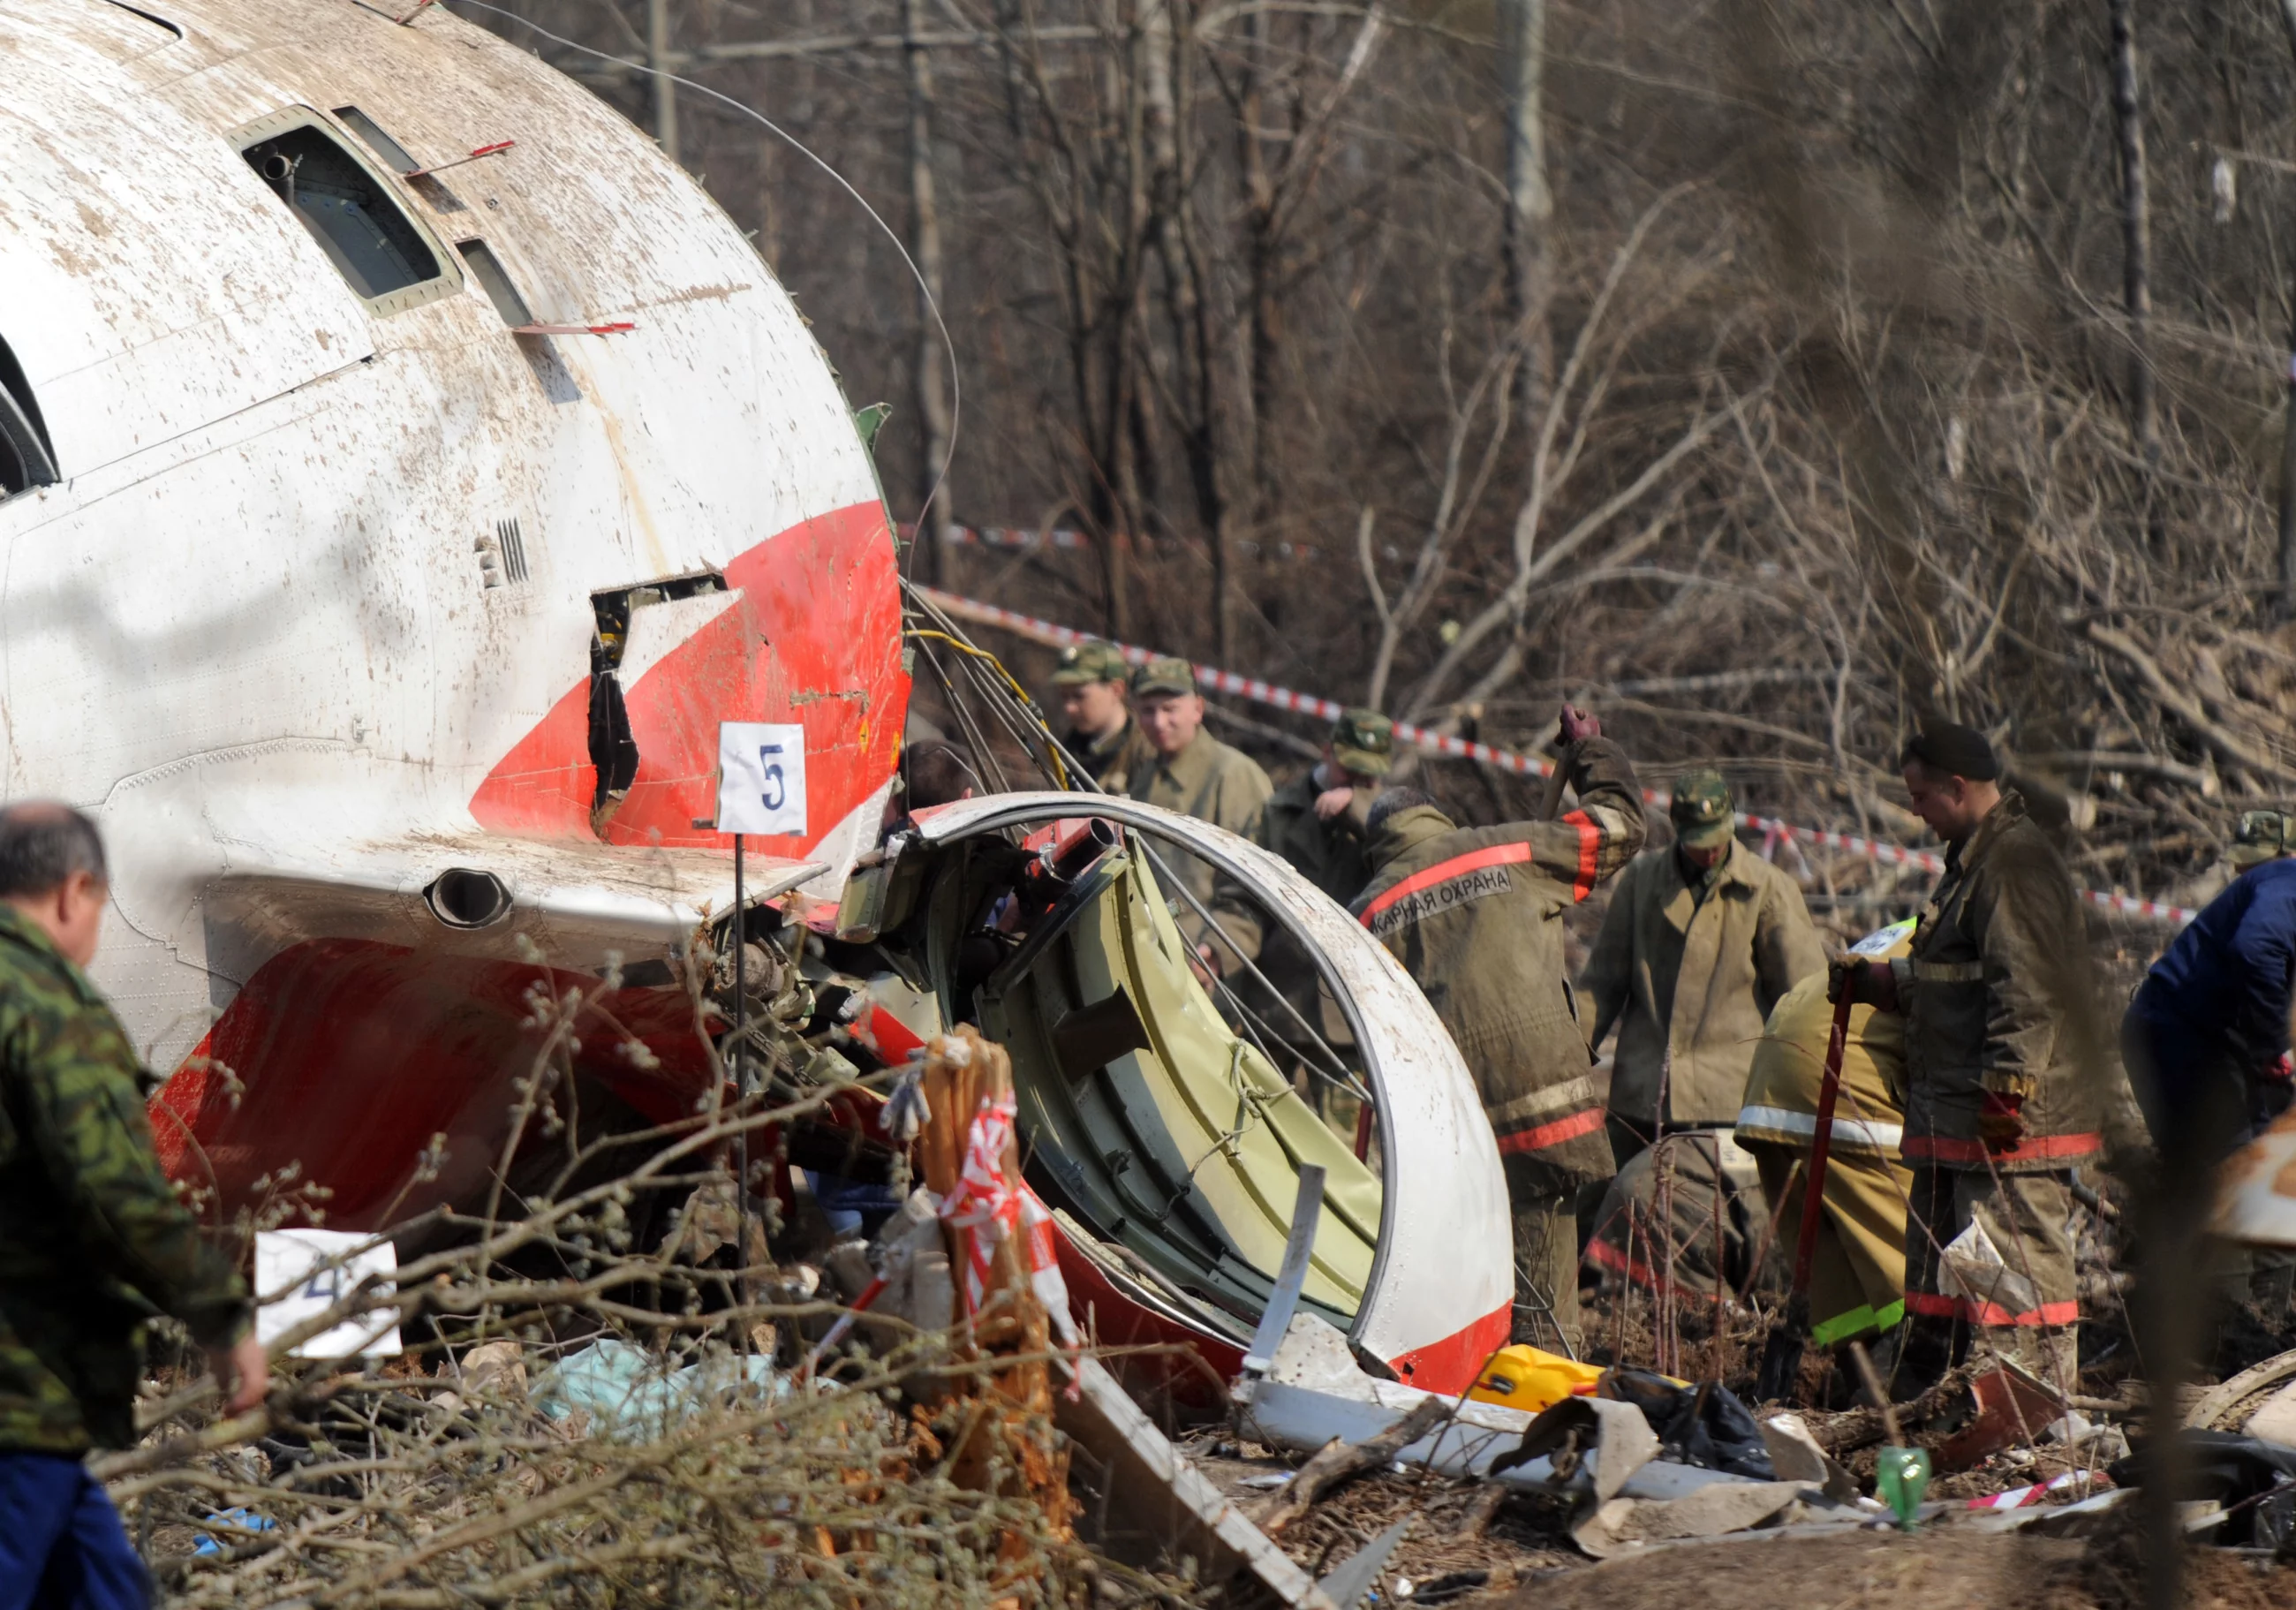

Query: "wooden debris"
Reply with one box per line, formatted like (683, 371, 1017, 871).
(1247, 1395, 1452, 1536)
(914, 1025, 1075, 1539)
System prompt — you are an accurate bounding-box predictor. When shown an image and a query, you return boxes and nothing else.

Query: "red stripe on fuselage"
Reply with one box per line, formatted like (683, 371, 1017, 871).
(1904, 1289, 2079, 1327)
(470, 501, 909, 855)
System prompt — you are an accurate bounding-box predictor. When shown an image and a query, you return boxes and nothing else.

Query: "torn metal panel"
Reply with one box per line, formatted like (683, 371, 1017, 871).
(914, 796, 1514, 1387)
(1058, 1357, 1336, 1609)
(1234, 1313, 1758, 1505)
(2216, 1105, 2296, 1245)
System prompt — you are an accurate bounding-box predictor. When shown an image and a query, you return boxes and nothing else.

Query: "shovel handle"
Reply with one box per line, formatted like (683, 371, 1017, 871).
(1788, 985, 1857, 1304)
(1537, 741, 1578, 820)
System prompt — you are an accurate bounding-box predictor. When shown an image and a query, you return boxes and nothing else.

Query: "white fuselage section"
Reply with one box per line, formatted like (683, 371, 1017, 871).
(0, 0, 900, 1075)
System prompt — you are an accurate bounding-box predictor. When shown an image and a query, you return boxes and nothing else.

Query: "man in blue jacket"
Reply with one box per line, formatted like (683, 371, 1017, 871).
(2123, 810, 2296, 1159)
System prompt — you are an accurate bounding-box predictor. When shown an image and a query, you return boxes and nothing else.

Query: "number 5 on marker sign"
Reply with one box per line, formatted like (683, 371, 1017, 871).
(716, 722, 808, 835)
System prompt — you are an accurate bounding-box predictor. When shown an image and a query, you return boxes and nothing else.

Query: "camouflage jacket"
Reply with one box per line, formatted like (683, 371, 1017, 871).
(1889, 791, 2102, 1172)
(1352, 739, 1646, 1191)
(0, 908, 249, 1451)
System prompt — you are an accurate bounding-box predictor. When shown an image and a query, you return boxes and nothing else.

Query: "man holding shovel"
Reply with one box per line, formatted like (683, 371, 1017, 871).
(1831, 722, 2100, 1397)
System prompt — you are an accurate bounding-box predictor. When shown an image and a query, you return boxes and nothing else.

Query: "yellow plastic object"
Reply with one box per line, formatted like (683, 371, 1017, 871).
(1466, 1345, 1605, 1414)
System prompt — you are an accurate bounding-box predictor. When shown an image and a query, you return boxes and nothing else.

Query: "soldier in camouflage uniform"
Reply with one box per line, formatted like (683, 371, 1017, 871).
(0, 805, 263, 1606)
(1834, 722, 2100, 1396)
(1052, 639, 1154, 794)
(1351, 707, 1646, 1351)
(1254, 710, 1393, 1117)
(1125, 656, 1275, 971)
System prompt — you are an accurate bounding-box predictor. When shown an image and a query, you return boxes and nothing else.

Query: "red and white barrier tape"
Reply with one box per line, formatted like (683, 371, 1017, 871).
(913, 586, 2200, 927)
(1965, 1469, 2103, 1509)
(934, 1089, 1084, 1347)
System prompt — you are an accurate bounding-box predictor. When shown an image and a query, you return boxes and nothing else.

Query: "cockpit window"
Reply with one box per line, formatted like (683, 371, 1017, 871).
(456, 240, 534, 328)
(0, 336, 57, 497)
(330, 106, 416, 174)
(237, 111, 458, 316)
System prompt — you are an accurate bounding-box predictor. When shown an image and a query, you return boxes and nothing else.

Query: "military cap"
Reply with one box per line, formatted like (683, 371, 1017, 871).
(2232, 809, 2292, 870)
(1331, 707, 1394, 777)
(1053, 639, 1130, 687)
(1131, 654, 1198, 699)
(1668, 768, 1736, 850)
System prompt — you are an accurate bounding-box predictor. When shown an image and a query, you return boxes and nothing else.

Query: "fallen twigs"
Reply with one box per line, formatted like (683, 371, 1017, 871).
(1247, 1395, 1453, 1536)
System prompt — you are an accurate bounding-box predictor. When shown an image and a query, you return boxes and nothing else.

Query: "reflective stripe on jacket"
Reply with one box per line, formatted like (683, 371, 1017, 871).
(1735, 964, 1907, 1159)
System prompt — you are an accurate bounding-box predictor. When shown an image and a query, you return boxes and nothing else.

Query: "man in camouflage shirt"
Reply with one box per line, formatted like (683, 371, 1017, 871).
(0, 805, 263, 1606)
(1352, 707, 1645, 1350)
(1052, 639, 1154, 794)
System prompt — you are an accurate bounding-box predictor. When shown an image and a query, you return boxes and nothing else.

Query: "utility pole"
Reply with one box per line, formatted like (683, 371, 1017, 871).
(903, 0, 954, 583)
(648, 0, 680, 168)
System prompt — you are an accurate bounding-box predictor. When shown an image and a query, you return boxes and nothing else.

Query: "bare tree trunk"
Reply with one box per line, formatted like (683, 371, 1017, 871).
(1145, 0, 1237, 663)
(648, 0, 679, 168)
(1499, 0, 1552, 409)
(2275, 0, 2296, 614)
(904, 0, 955, 586)
(2108, 0, 2155, 476)
(1227, 2, 1280, 665)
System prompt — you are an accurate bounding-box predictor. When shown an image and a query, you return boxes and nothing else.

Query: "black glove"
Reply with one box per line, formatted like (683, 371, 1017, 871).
(1826, 955, 1870, 1006)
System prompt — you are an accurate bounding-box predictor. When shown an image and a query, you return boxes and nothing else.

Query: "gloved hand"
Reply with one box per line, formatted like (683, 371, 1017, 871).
(1557, 704, 1602, 745)
(1826, 955, 1899, 1011)
(1979, 1088, 2027, 1154)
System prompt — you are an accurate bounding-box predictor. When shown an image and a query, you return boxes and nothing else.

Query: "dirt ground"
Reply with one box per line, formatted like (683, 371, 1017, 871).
(1172, 1225, 2296, 1607)
(1191, 1438, 2296, 1608)
(1497, 1528, 2296, 1610)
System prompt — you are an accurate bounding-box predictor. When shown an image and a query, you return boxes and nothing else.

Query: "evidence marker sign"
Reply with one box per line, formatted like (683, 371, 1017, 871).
(255, 1228, 403, 1358)
(715, 722, 808, 836)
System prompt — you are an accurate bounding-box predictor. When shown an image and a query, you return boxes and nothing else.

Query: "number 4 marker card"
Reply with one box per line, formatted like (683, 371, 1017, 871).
(254, 1228, 403, 1359)
(716, 722, 807, 835)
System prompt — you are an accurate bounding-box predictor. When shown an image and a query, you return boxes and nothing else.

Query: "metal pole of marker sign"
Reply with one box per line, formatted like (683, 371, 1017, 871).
(715, 718, 807, 1347)
(732, 830, 748, 1312)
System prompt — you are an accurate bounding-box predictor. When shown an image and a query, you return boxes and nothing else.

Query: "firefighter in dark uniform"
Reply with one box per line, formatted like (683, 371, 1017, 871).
(1832, 721, 2100, 1396)
(1352, 706, 1645, 1350)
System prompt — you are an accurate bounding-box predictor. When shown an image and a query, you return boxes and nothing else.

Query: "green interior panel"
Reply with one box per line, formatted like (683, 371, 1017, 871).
(976, 849, 1382, 1330)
